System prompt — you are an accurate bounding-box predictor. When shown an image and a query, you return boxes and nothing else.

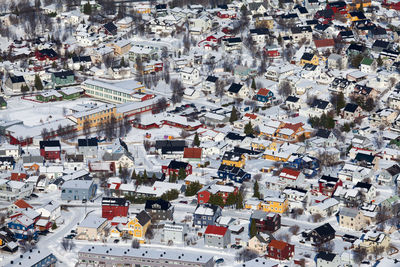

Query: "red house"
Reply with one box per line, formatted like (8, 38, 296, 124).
(39, 140, 61, 160)
(162, 160, 192, 176)
(267, 240, 295, 260)
(217, 11, 236, 19)
(250, 211, 281, 233)
(326, 1, 347, 14)
(383, 0, 400, 10)
(264, 46, 281, 58)
(197, 183, 238, 205)
(318, 175, 342, 196)
(101, 197, 130, 220)
(10, 172, 27, 182)
(89, 161, 116, 175)
(35, 49, 58, 61)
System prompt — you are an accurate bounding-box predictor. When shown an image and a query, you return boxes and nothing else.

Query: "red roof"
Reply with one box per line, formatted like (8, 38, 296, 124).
(10, 172, 27, 181)
(183, 147, 202, 159)
(314, 39, 335, 48)
(256, 88, 271, 96)
(13, 199, 32, 209)
(269, 239, 289, 250)
(282, 122, 303, 132)
(204, 225, 228, 236)
(279, 168, 301, 179)
(244, 113, 257, 120)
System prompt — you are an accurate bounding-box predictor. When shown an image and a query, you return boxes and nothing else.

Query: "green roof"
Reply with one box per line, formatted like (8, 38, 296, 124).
(360, 57, 373, 66)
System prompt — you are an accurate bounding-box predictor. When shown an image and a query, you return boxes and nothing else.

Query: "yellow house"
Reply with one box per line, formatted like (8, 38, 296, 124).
(251, 140, 272, 151)
(357, 231, 390, 253)
(350, 0, 371, 10)
(245, 198, 262, 210)
(347, 11, 367, 21)
(260, 197, 289, 213)
(222, 152, 246, 168)
(263, 150, 291, 162)
(67, 104, 123, 132)
(135, 4, 151, 14)
(125, 211, 151, 243)
(300, 52, 319, 66)
(276, 122, 311, 142)
(106, 39, 132, 56)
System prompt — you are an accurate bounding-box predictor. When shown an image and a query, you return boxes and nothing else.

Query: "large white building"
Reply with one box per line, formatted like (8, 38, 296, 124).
(82, 79, 145, 103)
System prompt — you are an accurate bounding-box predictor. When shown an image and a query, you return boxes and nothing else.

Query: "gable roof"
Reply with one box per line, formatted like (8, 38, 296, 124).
(204, 225, 228, 236)
(314, 39, 335, 48)
(39, 140, 61, 149)
(13, 199, 32, 209)
(317, 251, 337, 262)
(78, 138, 98, 147)
(344, 103, 359, 113)
(168, 160, 189, 170)
(145, 198, 171, 210)
(268, 239, 289, 250)
(256, 88, 271, 96)
(313, 223, 335, 237)
(136, 210, 151, 226)
(315, 129, 331, 139)
(228, 83, 243, 93)
(183, 147, 202, 159)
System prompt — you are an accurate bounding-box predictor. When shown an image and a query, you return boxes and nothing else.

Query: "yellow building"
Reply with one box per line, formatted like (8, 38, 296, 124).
(221, 152, 246, 168)
(349, 0, 371, 10)
(357, 231, 390, 253)
(263, 150, 291, 162)
(261, 197, 289, 213)
(347, 11, 367, 21)
(107, 39, 132, 56)
(251, 140, 272, 151)
(67, 104, 123, 132)
(135, 4, 151, 14)
(300, 52, 319, 66)
(245, 198, 262, 210)
(125, 211, 151, 243)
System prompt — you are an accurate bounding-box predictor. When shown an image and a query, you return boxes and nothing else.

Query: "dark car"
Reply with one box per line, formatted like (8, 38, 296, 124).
(179, 200, 188, 204)
(215, 258, 224, 264)
(113, 239, 120, 243)
(30, 194, 39, 198)
(65, 235, 74, 239)
(82, 199, 87, 204)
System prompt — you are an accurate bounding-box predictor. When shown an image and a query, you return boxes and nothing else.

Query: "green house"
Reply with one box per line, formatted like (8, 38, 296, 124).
(36, 90, 63, 102)
(51, 71, 75, 87)
(59, 87, 84, 100)
(0, 97, 7, 109)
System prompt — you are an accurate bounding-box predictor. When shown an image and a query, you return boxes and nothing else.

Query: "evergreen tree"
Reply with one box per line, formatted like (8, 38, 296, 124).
(178, 168, 187, 180)
(83, 2, 92, 15)
(249, 219, 257, 238)
(253, 180, 260, 199)
(229, 106, 238, 123)
(120, 57, 125, 67)
(142, 170, 148, 180)
(193, 133, 200, 147)
(119, 165, 122, 175)
(225, 192, 237, 207)
(210, 193, 224, 207)
(244, 121, 254, 136)
(169, 172, 177, 183)
(236, 191, 244, 209)
(251, 78, 256, 90)
(35, 74, 43, 90)
(185, 181, 202, 196)
(131, 169, 137, 179)
(51, 222, 57, 230)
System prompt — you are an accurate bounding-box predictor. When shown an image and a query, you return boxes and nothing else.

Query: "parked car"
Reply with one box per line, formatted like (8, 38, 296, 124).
(179, 200, 188, 204)
(82, 199, 87, 204)
(215, 258, 224, 264)
(113, 239, 120, 243)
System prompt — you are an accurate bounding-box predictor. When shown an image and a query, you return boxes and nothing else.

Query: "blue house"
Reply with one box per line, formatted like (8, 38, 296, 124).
(7, 215, 38, 240)
(61, 180, 97, 201)
(255, 88, 275, 103)
(4, 248, 57, 266)
(283, 153, 319, 178)
(193, 204, 222, 227)
(217, 164, 251, 183)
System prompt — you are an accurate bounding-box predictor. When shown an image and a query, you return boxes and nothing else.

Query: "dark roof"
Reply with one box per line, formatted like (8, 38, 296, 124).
(136, 210, 151, 226)
(102, 197, 129, 206)
(0, 157, 15, 164)
(168, 160, 188, 170)
(234, 147, 260, 155)
(316, 9, 334, 18)
(328, 1, 346, 8)
(313, 223, 335, 237)
(354, 153, 375, 163)
(354, 182, 372, 190)
(228, 83, 243, 93)
(306, 19, 319, 25)
(320, 175, 339, 183)
(386, 164, 400, 176)
(281, 13, 298, 19)
(78, 138, 98, 147)
(370, 27, 386, 36)
(250, 28, 270, 35)
(9, 75, 25, 84)
(311, 99, 329, 109)
(38, 48, 58, 58)
(315, 23, 330, 32)
(72, 56, 92, 63)
(222, 151, 243, 161)
(339, 30, 354, 38)
(53, 70, 74, 78)
(315, 129, 331, 139)
(286, 96, 299, 103)
(372, 40, 390, 49)
(225, 132, 246, 141)
(225, 37, 241, 43)
(349, 11, 366, 20)
(347, 43, 365, 52)
(317, 251, 337, 262)
(344, 103, 359, 113)
(104, 22, 117, 34)
(155, 4, 167, 9)
(206, 76, 218, 83)
(145, 198, 172, 210)
(291, 25, 312, 34)
(39, 140, 61, 149)
(301, 52, 314, 61)
(296, 6, 308, 14)
(155, 140, 186, 149)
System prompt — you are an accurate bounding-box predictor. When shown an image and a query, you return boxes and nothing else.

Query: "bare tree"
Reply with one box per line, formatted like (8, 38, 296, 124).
(83, 120, 91, 139)
(235, 248, 258, 262)
(278, 80, 293, 99)
(131, 239, 140, 248)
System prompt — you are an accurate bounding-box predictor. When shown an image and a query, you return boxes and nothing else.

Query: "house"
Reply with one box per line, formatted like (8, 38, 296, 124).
(9, 199, 32, 213)
(248, 2, 268, 15)
(255, 88, 275, 104)
(308, 198, 339, 217)
(250, 211, 281, 233)
(309, 223, 335, 245)
(102, 197, 130, 220)
(203, 76, 218, 93)
(4, 75, 27, 93)
(291, 26, 312, 43)
(342, 103, 362, 120)
(356, 231, 390, 252)
(124, 210, 151, 243)
(180, 67, 200, 85)
(222, 37, 242, 52)
(76, 215, 108, 241)
(78, 138, 98, 158)
(0, 180, 33, 201)
(227, 83, 250, 99)
(3, 249, 57, 267)
(248, 233, 274, 254)
(278, 168, 305, 188)
(197, 182, 237, 205)
(267, 240, 294, 260)
(318, 175, 343, 196)
(156, 140, 186, 159)
(360, 57, 376, 73)
(51, 71, 75, 87)
(217, 164, 251, 183)
(354, 182, 376, 202)
(183, 147, 202, 162)
(103, 22, 118, 35)
(145, 198, 174, 221)
(204, 225, 231, 249)
(35, 201, 61, 221)
(162, 160, 192, 176)
(163, 222, 187, 244)
(339, 207, 365, 231)
(261, 197, 289, 214)
(378, 164, 400, 185)
(103, 152, 134, 169)
(39, 140, 61, 160)
(7, 215, 37, 240)
(300, 53, 319, 66)
(316, 252, 340, 267)
(35, 48, 58, 61)
(61, 180, 97, 201)
(250, 28, 270, 46)
(193, 204, 222, 227)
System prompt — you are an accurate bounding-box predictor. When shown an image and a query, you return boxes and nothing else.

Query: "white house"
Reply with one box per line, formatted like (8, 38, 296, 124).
(163, 222, 188, 244)
(180, 67, 200, 85)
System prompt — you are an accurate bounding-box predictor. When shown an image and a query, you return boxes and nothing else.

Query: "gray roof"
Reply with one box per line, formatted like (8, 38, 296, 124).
(339, 207, 358, 218)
